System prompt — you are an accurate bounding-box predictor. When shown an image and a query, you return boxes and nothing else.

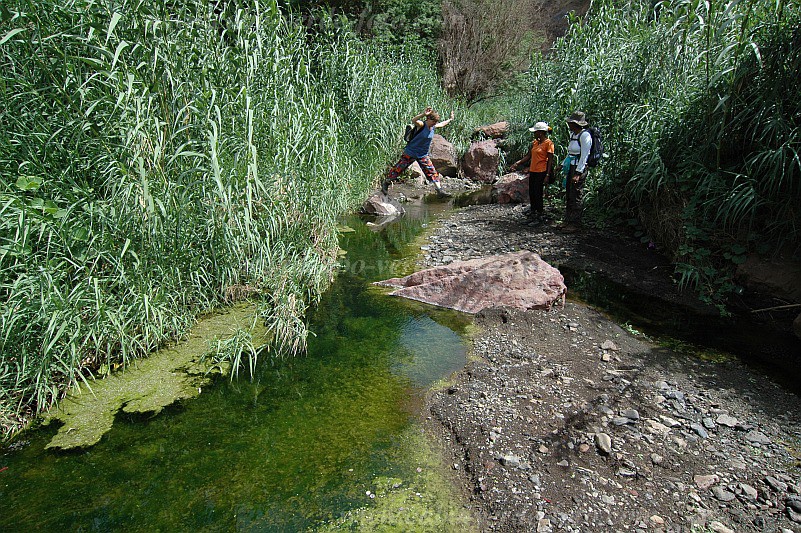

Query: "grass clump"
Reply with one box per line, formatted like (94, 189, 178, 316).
(0, 0, 458, 438)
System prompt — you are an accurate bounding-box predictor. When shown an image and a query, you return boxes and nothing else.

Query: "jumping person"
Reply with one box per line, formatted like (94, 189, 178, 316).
(563, 110, 593, 231)
(382, 107, 454, 198)
(510, 121, 555, 225)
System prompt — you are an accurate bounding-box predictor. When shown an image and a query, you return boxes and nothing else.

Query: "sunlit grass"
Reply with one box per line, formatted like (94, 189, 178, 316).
(0, 0, 463, 437)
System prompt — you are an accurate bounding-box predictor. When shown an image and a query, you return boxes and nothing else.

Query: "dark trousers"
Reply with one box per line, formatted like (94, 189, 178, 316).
(566, 165, 585, 223)
(528, 171, 547, 215)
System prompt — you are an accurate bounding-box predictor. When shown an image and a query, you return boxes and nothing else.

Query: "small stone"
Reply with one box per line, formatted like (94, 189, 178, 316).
(766, 476, 788, 492)
(601, 340, 619, 351)
(702, 417, 715, 430)
(650, 453, 663, 465)
(499, 454, 521, 468)
(579, 443, 590, 453)
(595, 433, 612, 455)
(745, 430, 771, 445)
(538, 444, 549, 454)
(557, 460, 569, 467)
(740, 483, 758, 500)
(649, 515, 664, 525)
(612, 417, 632, 426)
(712, 486, 736, 502)
(786, 496, 801, 513)
(601, 353, 611, 362)
(716, 414, 738, 427)
(690, 423, 709, 438)
(621, 409, 640, 421)
(708, 521, 735, 533)
(694, 474, 720, 490)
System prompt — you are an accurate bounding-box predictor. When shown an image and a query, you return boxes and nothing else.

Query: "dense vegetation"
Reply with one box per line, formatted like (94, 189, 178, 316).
(509, 0, 800, 306)
(3, 0, 798, 437)
(0, 0, 460, 436)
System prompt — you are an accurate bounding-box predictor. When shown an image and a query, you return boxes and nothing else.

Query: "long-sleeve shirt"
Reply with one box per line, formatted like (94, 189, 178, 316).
(568, 130, 593, 173)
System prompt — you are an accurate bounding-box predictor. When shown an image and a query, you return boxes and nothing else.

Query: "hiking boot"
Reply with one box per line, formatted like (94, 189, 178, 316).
(434, 184, 450, 198)
(381, 180, 390, 196)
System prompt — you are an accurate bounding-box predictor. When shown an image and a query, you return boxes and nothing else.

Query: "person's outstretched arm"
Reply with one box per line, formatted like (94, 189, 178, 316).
(435, 110, 455, 128)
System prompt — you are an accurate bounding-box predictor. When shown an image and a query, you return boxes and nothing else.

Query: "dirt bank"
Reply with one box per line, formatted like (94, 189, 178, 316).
(405, 199, 801, 532)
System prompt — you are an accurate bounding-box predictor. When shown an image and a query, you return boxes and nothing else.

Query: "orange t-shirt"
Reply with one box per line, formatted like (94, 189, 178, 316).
(529, 138, 554, 173)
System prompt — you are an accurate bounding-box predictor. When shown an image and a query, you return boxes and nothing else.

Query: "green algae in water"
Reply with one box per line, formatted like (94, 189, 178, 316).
(0, 203, 473, 531)
(42, 304, 267, 450)
(315, 426, 476, 532)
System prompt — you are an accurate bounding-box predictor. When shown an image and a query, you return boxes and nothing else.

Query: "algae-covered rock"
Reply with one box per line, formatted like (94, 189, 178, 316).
(44, 305, 267, 450)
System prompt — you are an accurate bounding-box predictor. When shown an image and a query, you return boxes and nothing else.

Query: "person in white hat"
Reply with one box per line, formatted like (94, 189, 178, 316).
(510, 121, 555, 224)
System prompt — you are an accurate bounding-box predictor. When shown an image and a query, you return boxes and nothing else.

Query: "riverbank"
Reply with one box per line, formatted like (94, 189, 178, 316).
(410, 201, 801, 532)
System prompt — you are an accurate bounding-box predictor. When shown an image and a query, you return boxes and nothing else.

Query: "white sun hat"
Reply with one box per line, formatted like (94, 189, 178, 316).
(528, 121, 551, 132)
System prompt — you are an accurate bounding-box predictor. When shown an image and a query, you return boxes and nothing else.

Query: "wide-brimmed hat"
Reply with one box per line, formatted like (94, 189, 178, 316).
(566, 111, 588, 126)
(528, 121, 551, 132)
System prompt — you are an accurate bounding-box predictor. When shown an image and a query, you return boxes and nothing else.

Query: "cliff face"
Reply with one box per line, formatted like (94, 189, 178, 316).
(439, 0, 592, 99)
(531, 0, 592, 51)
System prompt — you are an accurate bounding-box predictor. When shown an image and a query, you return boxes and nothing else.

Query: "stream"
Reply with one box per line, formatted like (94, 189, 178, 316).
(0, 200, 474, 531)
(2, 194, 799, 530)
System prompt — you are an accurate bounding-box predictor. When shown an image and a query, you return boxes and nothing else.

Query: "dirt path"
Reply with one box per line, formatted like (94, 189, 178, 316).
(405, 199, 801, 532)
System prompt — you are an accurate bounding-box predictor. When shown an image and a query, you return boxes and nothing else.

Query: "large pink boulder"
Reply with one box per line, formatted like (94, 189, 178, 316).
(376, 251, 566, 314)
(462, 140, 500, 183)
(492, 172, 529, 204)
(430, 134, 458, 177)
(473, 121, 509, 139)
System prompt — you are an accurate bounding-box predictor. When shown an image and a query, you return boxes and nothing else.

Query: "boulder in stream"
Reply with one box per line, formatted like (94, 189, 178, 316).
(376, 250, 566, 313)
(362, 193, 406, 217)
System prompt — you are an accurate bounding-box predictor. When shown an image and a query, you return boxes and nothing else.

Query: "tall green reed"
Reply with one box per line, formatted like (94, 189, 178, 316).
(512, 0, 800, 304)
(0, 0, 455, 437)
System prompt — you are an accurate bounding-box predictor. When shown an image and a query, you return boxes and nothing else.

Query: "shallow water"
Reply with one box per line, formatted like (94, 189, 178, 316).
(0, 201, 473, 531)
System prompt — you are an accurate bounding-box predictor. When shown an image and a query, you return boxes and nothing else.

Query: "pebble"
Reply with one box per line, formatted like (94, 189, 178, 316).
(690, 423, 709, 438)
(694, 474, 720, 490)
(745, 430, 771, 445)
(595, 433, 612, 455)
(765, 476, 788, 492)
(716, 414, 738, 427)
(712, 486, 736, 502)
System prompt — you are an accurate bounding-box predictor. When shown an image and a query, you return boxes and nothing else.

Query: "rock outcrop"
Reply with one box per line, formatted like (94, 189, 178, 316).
(492, 172, 529, 204)
(430, 134, 458, 177)
(376, 250, 566, 313)
(462, 140, 500, 183)
(473, 121, 509, 139)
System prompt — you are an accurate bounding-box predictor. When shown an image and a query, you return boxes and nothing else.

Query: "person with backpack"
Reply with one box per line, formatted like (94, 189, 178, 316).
(382, 107, 454, 198)
(509, 121, 555, 226)
(563, 110, 594, 230)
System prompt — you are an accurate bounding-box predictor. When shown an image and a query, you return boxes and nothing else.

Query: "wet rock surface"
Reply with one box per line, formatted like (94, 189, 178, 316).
(376, 251, 566, 314)
(416, 203, 801, 532)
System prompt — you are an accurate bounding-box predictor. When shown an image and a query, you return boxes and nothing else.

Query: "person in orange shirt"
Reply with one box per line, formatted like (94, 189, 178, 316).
(510, 122, 555, 225)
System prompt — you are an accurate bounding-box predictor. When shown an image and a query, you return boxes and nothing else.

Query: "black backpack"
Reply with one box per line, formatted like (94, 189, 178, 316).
(403, 122, 425, 143)
(585, 126, 604, 167)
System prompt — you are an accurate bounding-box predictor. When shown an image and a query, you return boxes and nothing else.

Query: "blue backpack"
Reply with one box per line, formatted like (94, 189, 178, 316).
(585, 126, 604, 167)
